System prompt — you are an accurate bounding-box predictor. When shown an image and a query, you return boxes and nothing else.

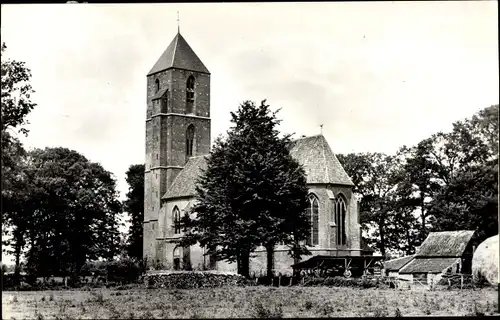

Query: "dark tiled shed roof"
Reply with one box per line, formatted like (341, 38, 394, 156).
(151, 88, 168, 100)
(383, 255, 414, 271)
(399, 257, 460, 274)
(289, 134, 354, 186)
(415, 230, 475, 257)
(163, 156, 207, 200)
(148, 32, 210, 76)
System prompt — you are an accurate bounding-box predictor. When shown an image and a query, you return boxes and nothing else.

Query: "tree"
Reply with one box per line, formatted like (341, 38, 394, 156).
(1, 42, 37, 134)
(181, 100, 310, 278)
(1, 42, 37, 283)
(22, 147, 123, 279)
(1, 144, 31, 283)
(123, 164, 145, 261)
(425, 105, 499, 242)
(337, 152, 417, 256)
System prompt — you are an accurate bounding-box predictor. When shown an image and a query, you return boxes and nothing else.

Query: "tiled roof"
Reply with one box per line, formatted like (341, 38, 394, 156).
(162, 156, 207, 200)
(399, 257, 460, 274)
(162, 134, 354, 200)
(147, 32, 210, 76)
(415, 230, 475, 257)
(383, 255, 415, 271)
(151, 88, 168, 100)
(289, 134, 354, 186)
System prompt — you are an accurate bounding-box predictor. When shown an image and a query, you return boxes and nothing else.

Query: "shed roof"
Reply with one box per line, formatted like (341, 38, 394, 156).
(415, 230, 475, 257)
(383, 255, 415, 271)
(291, 255, 384, 270)
(289, 134, 354, 186)
(148, 32, 210, 76)
(163, 156, 207, 200)
(151, 88, 168, 100)
(399, 257, 460, 274)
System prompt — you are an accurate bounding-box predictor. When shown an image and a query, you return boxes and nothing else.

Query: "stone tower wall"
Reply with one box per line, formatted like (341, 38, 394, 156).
(144, 67, 211, 264)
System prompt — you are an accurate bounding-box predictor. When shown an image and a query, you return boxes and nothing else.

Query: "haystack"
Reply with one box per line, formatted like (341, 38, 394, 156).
(472, 234, 499, 285)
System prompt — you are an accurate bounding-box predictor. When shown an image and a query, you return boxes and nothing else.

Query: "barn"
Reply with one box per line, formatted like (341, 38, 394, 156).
(383, 255, 414, 278)
(398, 230, 478, 285)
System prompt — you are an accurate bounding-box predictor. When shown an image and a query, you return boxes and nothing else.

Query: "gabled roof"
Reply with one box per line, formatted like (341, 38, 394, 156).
(148, 32, 210, 76)
(415, 230, 475, 257)
(162, 156, 207, 200)
(289, 134, 354, 186)
(162, 134, 355, 200)
(399, 257, 460, 274)
(383, 255, 415, 271)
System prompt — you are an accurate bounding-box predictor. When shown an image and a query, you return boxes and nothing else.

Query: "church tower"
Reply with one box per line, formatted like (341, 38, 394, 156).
(143, 31, 211, 262)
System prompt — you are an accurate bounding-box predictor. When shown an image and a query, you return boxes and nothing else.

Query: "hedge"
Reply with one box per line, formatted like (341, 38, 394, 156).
(144, 271, 251, 289)
(302, 276, 388, 289)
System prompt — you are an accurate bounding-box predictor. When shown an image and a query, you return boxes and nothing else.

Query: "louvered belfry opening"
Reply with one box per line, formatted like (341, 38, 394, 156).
(186, 75, 195, 113)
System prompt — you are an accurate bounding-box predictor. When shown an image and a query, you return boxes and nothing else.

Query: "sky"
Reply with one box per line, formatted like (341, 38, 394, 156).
(1, 2, 498, 262)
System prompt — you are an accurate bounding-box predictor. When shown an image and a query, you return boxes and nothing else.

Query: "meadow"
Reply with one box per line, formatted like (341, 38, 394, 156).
(2, 285, 498, 319)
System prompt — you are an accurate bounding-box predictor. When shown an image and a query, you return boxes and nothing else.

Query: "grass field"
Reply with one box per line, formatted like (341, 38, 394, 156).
(2, 286, 498, 319)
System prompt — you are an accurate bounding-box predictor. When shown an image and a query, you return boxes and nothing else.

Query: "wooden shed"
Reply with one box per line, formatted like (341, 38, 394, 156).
(383, 255, 414, 277)
(399, 230, 478, 285)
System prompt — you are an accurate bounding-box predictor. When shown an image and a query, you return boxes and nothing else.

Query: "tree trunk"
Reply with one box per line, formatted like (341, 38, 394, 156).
(14, 244, 21, 285)
(420, 194, 426, 235)
(293, 248, 300, 281)
(13, 227, 25, 285)
(236, 252, 242, 275)
(266, 244, 274, 281)
(240, 250, 250, 278)
(379, 221, 386, 258)
(405, 229, 412, 255)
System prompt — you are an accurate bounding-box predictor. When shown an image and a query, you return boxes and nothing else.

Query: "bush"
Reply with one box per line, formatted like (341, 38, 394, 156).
(106, 258, 142, 284)
(436, 275, 487, 289)
(144, 271, 251, 289)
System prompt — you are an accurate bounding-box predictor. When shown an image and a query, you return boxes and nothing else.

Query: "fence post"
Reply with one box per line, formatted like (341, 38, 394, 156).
(279, 275, 282, 287)
(460, 274, 463, 290)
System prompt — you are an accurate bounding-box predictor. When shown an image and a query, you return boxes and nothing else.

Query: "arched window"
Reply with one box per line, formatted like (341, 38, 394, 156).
(173, 206, 181, 234)
(186, 75, 195, 113)
(161, 91, 168, 113)
(173, 246, 180, 270)
(335, 195, 347, 246)
(306, 194, 319, 246)
(155, 79, 160, 93)
(186, 124, 195, 157)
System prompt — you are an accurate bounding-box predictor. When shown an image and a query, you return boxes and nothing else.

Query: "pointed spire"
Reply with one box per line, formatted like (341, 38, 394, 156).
(147, 31, 210, 75)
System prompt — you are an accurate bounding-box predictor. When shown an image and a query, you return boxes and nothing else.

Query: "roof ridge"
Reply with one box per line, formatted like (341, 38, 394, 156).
(320, 135, 329, 182)
(291, 133, 323, 142)
(171, 33, 179, 67)
(387, 255, 414, 262)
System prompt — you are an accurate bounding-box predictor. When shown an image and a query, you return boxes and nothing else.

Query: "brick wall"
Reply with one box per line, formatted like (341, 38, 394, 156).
(144, 67, 211, 263)
(155, 182, 363, 271)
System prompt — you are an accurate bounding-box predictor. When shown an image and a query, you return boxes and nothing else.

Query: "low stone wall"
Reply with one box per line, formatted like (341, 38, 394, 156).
(144, 270, 250, 289)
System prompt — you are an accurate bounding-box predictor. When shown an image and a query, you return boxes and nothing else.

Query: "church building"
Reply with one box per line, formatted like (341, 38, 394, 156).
(143, 31, 365, 274)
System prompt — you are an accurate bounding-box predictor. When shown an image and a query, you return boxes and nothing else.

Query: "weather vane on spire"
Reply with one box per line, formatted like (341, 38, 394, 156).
(177, 11, 180, 33)
(320, 124, 324, 134)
